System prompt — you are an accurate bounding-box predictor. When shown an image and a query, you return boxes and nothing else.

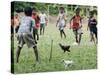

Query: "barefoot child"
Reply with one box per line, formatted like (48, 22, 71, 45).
(70, 8, 83, 45)
(32, 8, 40, 42)
(16, 7, 39, 63)
(56, 7, 67, 38)
(39, 11, 48, 35)
(87, 11, 97, 44)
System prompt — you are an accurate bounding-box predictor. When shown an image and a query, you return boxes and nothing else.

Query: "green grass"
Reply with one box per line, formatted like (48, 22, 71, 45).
(13, 21, 97, 74)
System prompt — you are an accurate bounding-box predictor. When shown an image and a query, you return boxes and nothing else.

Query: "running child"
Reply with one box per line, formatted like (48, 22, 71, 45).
(56, 7, 67, 38)
(32, 8, 40, 42)
(16, 7, 39, 63)
(87, 11, 97, 44)
(70, 8, 83, 45)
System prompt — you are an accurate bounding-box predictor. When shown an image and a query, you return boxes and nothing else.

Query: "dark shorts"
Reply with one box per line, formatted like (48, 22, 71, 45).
(89, 27, 97, 34)
(33, 27, 38, 34)
(17, 33, 36, 48)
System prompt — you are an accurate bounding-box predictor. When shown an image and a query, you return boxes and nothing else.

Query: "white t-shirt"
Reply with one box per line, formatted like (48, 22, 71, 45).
(57, 13, 66, 30)
(39, 13, 47, 24)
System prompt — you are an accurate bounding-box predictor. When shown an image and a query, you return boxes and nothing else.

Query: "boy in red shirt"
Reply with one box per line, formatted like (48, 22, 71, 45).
(32, 8, 40, 43)
(70, 8, 83, 45)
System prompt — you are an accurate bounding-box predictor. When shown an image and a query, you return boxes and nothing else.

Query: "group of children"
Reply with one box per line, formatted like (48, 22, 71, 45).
(56, 7, 97, 45)
(11, 6, 97, 63)
(11, 7, 48, 63)
(32, 8, 48, 43)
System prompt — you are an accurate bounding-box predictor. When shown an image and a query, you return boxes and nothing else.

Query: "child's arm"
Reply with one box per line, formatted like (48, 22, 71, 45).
(69, 16, 74, 29)
(95, 19, 97, 26)
(87, 19, 90, 31)
(56, 14, 60, 27)
(80, 17, 82, 28)
(64, 15, 67, 27)
(30, 19, 35, 32)
(45, 14, 48, 26)
(56, 19, 59, 27)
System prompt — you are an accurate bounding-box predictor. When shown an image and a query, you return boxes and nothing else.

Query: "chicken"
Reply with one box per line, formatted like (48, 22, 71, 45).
(59, 43, 70, 53)
(62, 59, 73, 69)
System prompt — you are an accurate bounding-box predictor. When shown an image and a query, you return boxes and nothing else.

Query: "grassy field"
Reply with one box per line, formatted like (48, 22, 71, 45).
(13, 17, 97, 74)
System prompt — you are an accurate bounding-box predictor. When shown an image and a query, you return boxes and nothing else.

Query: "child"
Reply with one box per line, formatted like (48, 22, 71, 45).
(11, 14, 14, 39)
(16, 7, 39, 63)
(87, 11, 97, 44)
(70, 8, 83, 45)
(11, 13, 14, 64)
(32, 8, 40, 42)
(39, 11, 48, 35)
(56, 7, 67, 38)
(14, 13, 20, 33)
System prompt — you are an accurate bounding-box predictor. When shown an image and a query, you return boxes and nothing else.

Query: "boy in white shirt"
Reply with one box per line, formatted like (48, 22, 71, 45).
(39, 11, 48, 35)
(56, 7, 67, 38)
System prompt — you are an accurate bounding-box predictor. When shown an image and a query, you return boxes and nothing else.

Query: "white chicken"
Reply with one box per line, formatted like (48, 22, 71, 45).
(62, 59, 73, 69)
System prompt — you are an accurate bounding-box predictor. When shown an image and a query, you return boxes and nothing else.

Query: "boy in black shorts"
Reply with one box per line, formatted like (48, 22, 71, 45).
(88, 11, 97, 44)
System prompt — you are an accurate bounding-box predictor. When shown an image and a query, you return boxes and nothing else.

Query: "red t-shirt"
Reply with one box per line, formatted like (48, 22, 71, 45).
(32, 15, 40, 29)
(71, 15, 81, 29)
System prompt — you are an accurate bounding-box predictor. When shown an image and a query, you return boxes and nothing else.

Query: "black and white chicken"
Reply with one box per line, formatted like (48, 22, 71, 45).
(59, 43, 70, 53)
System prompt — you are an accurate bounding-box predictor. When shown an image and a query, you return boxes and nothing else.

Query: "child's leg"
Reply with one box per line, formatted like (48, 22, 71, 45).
(94, 29, 97, 40)
(95, 32, 97, 39)
(95, 32, 98, 44)
(33, 46, 39, 62)
(95, 32, 97, 43)
(75, 34, 78, 43)
(24, 33, 39, 62)
(43, 24, 45, 35)
(40, 24, 42, 35)
(16, 46, 22, 63)
(78, 34, 82, 44)
(91, 33, 95, 41)
(90, 32, 94, 42)
(93, 29, 97, 44)
(60, 30, 63, 38)
(90, 31, 95, 44)
(74, 30, 78, 43)
(16, 34, 25, 63)
(36, 29, 39, 40)
(33, 28, 36, 42)
(62, 30, 66, 38)
(37, 34, 39, 40)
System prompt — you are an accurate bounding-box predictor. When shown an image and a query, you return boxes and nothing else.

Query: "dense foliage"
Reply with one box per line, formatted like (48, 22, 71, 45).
(11, 1, 97, 16)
